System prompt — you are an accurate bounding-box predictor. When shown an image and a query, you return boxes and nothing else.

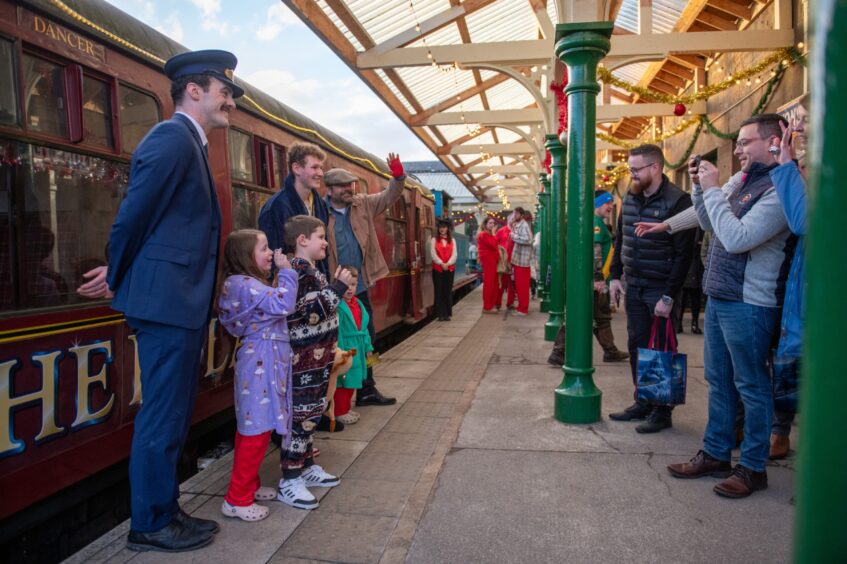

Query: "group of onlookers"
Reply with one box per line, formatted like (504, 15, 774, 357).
(592, 107, 807, 499)
(474, 208, 536, 316)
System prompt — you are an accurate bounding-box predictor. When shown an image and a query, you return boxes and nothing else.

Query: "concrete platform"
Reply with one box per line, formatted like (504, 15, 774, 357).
(65, 288, 795, 563)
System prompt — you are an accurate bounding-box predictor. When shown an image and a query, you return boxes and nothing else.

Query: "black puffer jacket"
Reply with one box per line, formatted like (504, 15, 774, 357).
(610, 175, 695, 296)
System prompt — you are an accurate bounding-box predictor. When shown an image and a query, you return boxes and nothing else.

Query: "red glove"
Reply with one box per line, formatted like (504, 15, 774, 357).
(387, 153, 404, 179)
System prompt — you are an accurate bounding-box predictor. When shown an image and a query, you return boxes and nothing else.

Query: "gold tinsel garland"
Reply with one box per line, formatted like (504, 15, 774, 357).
(598, 48, 796, 105)
(597, 115, 702, 149)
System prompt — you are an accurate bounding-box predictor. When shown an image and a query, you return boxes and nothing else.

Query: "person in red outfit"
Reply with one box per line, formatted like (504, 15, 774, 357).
(477, 217, 501, 313)
(430, 219, 458, 321)
(509, 208, 533, 315)
(495, 214, 516, 309)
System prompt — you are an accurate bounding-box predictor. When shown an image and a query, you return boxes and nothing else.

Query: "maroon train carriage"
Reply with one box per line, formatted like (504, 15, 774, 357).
(0, 0, 477, 531)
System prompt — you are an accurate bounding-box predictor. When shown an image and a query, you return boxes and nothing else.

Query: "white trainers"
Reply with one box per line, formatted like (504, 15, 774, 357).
(254, 486, 276, 501)
(336, 412, 360, 425)
(301, 464, 340, 487)
(221, 500, 270, 522)
(277, 477, 318, 510)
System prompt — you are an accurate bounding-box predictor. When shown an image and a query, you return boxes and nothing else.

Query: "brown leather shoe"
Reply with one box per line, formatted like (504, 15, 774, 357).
(602, 349, 630, 362)
(769, 434, 790, 460)
(667, 450, 732, 479)
(714, 464, 768, 498)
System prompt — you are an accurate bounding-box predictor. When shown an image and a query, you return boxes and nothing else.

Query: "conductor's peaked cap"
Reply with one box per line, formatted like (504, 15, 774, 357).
(164, 49, 245, 99)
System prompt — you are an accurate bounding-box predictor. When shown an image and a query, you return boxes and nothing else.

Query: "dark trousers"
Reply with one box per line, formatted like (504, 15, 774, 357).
(432, 268, 454, 319)
(126, 317, 205, 532)
(624, 286, 674, 414)
(356, 290, 379, 398)
(678, 288, 703, 327)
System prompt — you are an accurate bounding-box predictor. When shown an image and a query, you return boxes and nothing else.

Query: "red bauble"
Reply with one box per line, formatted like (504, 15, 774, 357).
(673, 103, 686, 116)
(602, 175, 610, 182)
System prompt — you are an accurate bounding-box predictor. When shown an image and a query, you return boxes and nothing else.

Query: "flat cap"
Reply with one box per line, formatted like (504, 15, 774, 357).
(324, 168, 358, 186)
(164, 49, 244, 98)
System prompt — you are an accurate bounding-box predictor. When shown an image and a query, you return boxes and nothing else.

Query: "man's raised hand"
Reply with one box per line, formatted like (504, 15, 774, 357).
(387, 153, 405, 179)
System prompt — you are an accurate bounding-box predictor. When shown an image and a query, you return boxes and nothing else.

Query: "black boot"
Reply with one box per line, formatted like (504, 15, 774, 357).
(691, 320, 702, 334)
(636, 408, 673, 433)
(609, 401, 652, 421)
(547, 325, 566, 366)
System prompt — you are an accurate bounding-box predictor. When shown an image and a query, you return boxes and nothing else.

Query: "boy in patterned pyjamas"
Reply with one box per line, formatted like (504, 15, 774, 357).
(275, 215, 354, 510)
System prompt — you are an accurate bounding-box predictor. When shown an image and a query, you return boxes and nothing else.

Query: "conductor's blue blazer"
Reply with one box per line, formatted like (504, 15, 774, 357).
(107, 113, 222, 330)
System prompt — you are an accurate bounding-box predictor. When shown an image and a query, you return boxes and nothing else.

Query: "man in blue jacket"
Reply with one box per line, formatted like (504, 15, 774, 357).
(95, 50, 242, 552)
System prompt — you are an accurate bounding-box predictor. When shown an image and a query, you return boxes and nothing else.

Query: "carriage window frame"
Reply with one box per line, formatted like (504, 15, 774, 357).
(0, 36, 20, 128)
(118, 83, 161, 155)
(17, 47, 128, 156)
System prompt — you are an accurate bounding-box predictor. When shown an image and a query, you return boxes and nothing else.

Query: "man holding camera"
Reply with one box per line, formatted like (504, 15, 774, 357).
(667, 114, 794, 498)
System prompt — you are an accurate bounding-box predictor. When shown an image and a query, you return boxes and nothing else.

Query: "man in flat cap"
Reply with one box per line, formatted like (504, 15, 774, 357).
(325, 155, 406, 406)
(79, 49, 243, 552)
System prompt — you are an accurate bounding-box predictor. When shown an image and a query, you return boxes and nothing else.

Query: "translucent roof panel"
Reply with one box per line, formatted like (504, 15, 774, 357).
(492, 128, 521, 143)
(375, 69, 416, 113)
(394, 66, 476, 108)
(612, 61, 652, 85)
(434, 124, 481, 142)
(547, 0, 559, 25)
(318, 0, 365, 51)
(466, 1, 539, 43)
(485, 79, 537, 110)
(455, 94, 485, 112)
(407, 22, 463, 48)
(615, 0, 688, 34)
(348, 0, 453, 46)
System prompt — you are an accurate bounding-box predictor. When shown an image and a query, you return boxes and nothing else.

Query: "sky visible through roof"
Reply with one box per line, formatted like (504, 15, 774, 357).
(103, 0, 438, 162)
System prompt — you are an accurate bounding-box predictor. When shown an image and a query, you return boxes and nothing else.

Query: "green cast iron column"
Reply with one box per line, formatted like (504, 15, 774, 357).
(538, 176, 551, 313)
(553, 21, 611, 423)
(795, 0, 847, 559)
(544, 135, 567, 341)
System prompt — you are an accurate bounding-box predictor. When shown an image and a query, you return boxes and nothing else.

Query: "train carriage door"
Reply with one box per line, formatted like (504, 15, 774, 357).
(407, 187, 425, 319)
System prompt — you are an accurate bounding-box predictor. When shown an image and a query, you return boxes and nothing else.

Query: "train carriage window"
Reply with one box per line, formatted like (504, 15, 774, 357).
(231, 185, 271, 231)
(22, 54, 68, 138)
(228, 128, 254, 183)
(82, 76, 114, 148)
(272, 145, 285, 189)
(382, 218, 407, 270)
(0, 141, 127, 312)
(119, 85, 159, 153)
(0, 39, 19, 126)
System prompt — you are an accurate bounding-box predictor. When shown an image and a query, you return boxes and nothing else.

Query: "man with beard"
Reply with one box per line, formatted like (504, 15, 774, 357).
(608, 144, 694, 434)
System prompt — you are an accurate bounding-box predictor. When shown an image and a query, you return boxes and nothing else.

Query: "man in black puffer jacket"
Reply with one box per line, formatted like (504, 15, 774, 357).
(608, 144, 694, 433)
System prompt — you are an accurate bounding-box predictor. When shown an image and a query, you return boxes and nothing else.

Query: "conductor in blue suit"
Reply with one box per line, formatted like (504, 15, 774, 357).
(96, 50, 243, 552)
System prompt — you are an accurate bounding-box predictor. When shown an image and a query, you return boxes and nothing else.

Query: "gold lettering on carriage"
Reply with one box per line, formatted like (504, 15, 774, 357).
(30, 15, 106, 63)
(0, 319, 232, 457)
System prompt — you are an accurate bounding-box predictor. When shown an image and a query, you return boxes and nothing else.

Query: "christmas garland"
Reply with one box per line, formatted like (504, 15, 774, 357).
(597, 47, 803, 105)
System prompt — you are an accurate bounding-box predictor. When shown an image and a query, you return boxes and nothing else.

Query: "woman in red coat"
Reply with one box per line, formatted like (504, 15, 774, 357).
(477, 217, 501, 313)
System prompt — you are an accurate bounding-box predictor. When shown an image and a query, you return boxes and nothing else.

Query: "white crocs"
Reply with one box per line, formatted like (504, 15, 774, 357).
(254, 486, 276, 501)
(301, 464, 340, 487)
(221, 500, 270, 522)
(277, 477, 318, 510)
(336, 412, 359, 425)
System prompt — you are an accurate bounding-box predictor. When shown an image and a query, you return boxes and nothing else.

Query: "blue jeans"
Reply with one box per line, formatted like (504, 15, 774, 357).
(702, 298, 779, 472)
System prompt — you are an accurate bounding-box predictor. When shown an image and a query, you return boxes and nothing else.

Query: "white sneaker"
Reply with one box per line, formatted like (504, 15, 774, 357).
(221, 500, 270, 522)
(348, 410, 361, 418)
(301, 464, 340, 487)
(336, 412, 359, 425)
(277, 477, 318, 510)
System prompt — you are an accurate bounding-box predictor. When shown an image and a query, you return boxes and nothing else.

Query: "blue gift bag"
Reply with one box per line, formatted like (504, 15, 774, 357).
(636, 318, 687, 406)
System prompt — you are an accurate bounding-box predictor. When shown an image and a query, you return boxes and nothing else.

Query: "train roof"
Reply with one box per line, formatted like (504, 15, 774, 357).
(22, 0, 433, 197)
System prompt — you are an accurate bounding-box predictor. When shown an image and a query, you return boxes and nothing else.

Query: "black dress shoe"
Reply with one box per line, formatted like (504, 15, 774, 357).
(609, 401, 652, 421)
(126, 520, 213, 553)
(173, 509, 220, 534)
(357, 389, 397, 406)
(691, 323, 703, 335)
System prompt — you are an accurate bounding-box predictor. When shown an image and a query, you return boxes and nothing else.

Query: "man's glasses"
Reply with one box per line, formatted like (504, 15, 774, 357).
(628, 162, 657, 175)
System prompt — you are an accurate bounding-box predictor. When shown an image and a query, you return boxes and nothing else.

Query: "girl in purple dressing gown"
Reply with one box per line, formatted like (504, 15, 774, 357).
(216, 229, 297, 522)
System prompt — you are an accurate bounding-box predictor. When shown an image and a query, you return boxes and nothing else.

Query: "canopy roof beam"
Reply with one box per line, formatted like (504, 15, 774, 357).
(449, 143, 533, 155)
(422, 108, 544, 126)
(358, 30, 794, 69)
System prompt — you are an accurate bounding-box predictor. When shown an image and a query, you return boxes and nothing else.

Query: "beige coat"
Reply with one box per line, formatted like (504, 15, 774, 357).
(327, 177, 405, 286)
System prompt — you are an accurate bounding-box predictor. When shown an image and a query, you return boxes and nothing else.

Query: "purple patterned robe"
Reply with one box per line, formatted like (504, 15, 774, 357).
(218, 270, 298, 436)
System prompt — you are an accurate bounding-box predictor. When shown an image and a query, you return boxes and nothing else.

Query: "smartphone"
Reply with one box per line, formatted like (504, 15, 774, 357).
(693, 155, 702, 168)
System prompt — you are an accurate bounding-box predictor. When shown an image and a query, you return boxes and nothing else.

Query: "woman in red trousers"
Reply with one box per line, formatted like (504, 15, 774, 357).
(477, 217, 501, 313)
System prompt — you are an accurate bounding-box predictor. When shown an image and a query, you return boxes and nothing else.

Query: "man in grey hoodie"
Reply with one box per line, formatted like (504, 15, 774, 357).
(667, 114, 794, 499)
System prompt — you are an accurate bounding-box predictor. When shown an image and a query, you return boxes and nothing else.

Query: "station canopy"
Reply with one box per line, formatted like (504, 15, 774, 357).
(283, 0, 796, 210)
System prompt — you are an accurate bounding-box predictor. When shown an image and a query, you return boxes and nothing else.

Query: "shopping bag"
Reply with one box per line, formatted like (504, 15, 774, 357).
(636, 318, 687, 406)
(771, 354, 799, 413)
